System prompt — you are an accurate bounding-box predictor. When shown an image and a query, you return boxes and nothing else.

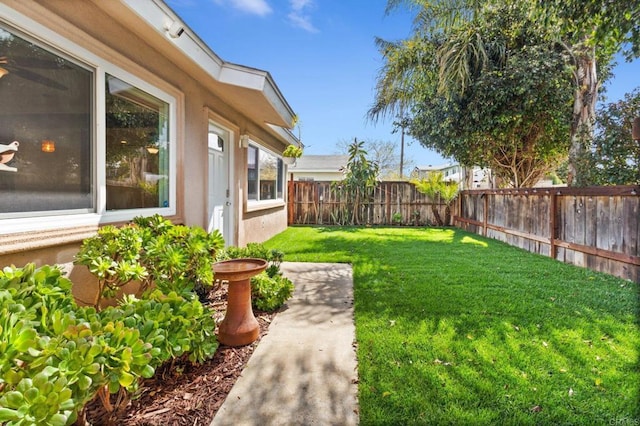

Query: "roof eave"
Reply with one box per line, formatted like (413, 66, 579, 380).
(120, 0, 297, 133)
(266, 124, 300, 147)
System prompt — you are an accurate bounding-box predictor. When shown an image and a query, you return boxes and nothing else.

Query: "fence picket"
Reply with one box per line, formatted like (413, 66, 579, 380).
(287, 181, 639, 282)
(455, 186, 639, 282)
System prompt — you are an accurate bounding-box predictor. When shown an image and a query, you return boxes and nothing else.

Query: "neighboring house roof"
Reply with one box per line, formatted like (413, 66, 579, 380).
(289, 155, 349, 173)
(111, 0, 298, 145)
(414, 163, 458, 172)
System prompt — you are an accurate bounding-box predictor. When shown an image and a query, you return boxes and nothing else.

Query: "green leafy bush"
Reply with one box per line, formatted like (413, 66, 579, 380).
(0, 263, 218, 425)
(75, 214, 225, 307)
(134, 215, 224, 296)
(219, 243, 284, 278)
(391, 212, 402, 224)
(0, 264, 159, 424)
(0, 372, 75, 426)
(104, 290, 218, 365)
(0, 265, 104, 425)
(218, 243, 293, 311)
(250, 273, 294, 312)
(0, 264, 79, 391)
(74, 224, 150, 308)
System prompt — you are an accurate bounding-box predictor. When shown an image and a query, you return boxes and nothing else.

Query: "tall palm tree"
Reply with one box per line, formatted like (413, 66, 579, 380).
(371, 0, 491, 117)
(369, 0, 507, 192)
(368, 36, 428, 122)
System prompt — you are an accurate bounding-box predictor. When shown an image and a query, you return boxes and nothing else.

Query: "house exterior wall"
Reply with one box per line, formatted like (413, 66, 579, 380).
(0, 1, 291, 275)
(239, 207, 288, 246)
(413, 164, 492, 189)
(234, 137, 288, 247)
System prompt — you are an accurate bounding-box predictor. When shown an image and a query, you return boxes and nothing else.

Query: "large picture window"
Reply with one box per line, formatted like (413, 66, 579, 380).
(0, 26, 92, 215)
(105, 75, 170, 210)
(0, 22, 175, 225)
(247, 144, 283, 202)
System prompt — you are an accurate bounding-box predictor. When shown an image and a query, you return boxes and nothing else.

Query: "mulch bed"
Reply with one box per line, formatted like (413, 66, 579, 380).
(83, 282, 276, 426)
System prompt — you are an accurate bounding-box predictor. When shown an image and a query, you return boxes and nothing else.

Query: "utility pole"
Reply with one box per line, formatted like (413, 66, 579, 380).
(633, 117, 640, 183)
(395, 112, 407, 179)
(399, 124, 405, 179)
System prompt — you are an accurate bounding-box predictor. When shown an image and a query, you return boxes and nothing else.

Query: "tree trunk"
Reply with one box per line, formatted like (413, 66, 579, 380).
(567, 45, 598, 186)
(461, 166, 474, 190)
(431, 205, 443, 226)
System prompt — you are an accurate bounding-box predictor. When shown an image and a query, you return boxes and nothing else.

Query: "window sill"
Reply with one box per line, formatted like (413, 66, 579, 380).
(0, 225, 99, 256)
(245, 200, 285, 213)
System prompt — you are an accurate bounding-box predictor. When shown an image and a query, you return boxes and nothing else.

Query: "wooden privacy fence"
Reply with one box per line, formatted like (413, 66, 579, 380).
(287, 181, 448, 226)
(455, 185, 640, 282)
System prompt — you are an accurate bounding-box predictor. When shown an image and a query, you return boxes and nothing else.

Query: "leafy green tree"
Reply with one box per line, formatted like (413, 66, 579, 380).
(584, 89, 640, 185)
(373, 0, 640, 186)
(529, 0, 640, 185)
(332, 139, 380, 225)
(371, 1, 574, 187)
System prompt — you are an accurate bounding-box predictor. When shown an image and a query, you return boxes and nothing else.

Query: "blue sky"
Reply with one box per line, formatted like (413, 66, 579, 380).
(168, 0, 639, 169)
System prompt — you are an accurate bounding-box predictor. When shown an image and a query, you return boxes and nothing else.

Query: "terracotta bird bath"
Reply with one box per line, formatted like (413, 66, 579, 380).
(213, 258, 268, 346)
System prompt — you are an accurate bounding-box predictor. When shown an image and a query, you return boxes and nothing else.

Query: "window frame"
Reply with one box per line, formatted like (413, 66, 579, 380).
(0, 23, 95, 219)
(100, 68, 177, 222)
(245, 141, 285, 212)
(0, 8, 177, 235)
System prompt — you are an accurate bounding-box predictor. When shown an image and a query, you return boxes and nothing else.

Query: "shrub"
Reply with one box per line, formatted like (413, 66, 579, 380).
(105, 290, 218, 365)
(0, 263, 218, 425)
(134, 215, 224, 296)
(218, 243, 293, 311)
(75, 214, 225, 307)
(218, 243, 284, 278)
(250, 272, 294, 312)
(392, 212, 402, 224)
(0, 265, 107, 425)
(74, 224, 150, 308)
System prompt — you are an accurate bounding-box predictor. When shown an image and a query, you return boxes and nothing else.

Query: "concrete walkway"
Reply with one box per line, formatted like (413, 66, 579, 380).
(211, 262, 359, 426)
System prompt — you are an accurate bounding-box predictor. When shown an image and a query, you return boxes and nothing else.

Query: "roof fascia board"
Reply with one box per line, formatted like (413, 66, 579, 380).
(266, 123, 299, 146)
(218, 64, 295, 128)
(219, 63, 266, 91)
(121, 0, 224, 79)
(262, 74, 296, 127)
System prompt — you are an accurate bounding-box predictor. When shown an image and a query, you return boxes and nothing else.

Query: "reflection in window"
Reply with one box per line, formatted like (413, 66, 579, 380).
(105, 75, 170, 210)
(247, 144, 283, 202)
(0, 26, 92, 215)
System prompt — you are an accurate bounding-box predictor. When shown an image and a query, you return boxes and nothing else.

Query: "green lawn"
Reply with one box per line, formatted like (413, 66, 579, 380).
(264, 226, 640, 425)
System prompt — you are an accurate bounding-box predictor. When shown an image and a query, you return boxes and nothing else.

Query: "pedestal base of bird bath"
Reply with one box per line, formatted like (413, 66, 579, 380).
(213, 258, 268, 347)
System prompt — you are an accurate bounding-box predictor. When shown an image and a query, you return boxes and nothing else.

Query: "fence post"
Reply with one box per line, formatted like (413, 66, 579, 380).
(550, 191, 557, 260)
(313, 182, 319, 224)
(385, 182, 391, 225)
(287, 180, 294, 225)
(483, 192, 488, 237)
(456, 192, 462, 227)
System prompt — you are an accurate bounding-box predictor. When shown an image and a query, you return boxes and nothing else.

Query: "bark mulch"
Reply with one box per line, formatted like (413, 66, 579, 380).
(83, 282, 276, 426)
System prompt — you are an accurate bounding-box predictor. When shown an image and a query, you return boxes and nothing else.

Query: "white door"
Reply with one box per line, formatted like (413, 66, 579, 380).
(207, 123, 230, 243)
